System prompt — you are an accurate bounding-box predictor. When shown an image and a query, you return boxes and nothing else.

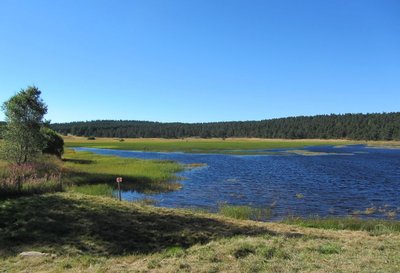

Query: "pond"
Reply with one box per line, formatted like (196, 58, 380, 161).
(75, 145, 400, 220)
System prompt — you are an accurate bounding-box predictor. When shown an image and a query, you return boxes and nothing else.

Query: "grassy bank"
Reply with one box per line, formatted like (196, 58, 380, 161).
(64, 137, 360, 153)
(1, 192, 400, 273)
(63, 149, 183, 193)
(0, 148, 184, 197)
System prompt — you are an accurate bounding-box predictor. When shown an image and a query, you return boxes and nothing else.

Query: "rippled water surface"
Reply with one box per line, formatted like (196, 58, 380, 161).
(75, 145, 400, 220)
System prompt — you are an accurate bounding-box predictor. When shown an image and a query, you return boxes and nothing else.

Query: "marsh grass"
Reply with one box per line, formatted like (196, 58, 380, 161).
(284, 216, 400, 235)
(218, 203, 273, 221)
(63, 149, 183, 193)
(132, 198, 158, 206)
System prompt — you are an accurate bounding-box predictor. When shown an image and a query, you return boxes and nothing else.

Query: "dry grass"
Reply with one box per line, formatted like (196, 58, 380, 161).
(1, 192, 400, 273)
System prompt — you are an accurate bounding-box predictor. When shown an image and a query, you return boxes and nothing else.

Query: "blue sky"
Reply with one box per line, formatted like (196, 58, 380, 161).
(0, 0, 399, 123)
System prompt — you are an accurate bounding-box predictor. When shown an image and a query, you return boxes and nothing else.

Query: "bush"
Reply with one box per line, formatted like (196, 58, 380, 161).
(0, 156, 64, 197)
(41, 127, 64, 158)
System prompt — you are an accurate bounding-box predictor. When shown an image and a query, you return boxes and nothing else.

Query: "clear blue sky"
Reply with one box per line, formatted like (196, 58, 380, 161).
(0, 0, 399, 123)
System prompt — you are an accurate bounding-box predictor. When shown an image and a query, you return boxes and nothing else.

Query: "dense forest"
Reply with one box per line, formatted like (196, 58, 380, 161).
(50, 113, 400, 141)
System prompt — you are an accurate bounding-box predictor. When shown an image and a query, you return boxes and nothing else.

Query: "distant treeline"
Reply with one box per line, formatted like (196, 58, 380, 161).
(50, 113, 400, 141)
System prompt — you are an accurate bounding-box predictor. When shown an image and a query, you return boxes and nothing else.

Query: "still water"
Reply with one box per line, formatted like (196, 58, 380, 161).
(75, 145, 400, 220)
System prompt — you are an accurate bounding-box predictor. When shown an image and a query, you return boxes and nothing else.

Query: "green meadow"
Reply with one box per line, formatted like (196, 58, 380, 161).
(64, 137, 359, 153)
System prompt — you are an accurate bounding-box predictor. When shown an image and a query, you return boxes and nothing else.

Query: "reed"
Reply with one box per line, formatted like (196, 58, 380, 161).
(217, 203, 272, 221)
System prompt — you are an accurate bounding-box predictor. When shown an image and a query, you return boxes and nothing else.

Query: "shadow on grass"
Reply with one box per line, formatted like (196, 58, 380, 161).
(0, 193, 303, 257)
(62, 158, 95, 165)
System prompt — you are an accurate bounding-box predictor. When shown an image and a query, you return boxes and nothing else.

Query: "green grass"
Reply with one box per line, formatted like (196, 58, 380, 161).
(1, 192, 400, 273)
(68, 184, 114, 197)
(64, 137, 357, 153)
(218, 203, 273, 221)
(63, 149, 184, 193)
(284, 216, 400, 235)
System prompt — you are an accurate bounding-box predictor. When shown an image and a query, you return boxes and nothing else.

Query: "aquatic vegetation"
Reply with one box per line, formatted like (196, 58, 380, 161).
(295, 193, 305, 199)
(351, 206, 397, 219)
(284, 216, 400, 235)
(226, 178, 240, 182)
(287, 150, 350, 156)
(364, 207, 377, 215)
(132, 198, 158, 206)
(185, 163, 207, 169)
(386, 211, 397, 219)
(217, 203, 273, 221)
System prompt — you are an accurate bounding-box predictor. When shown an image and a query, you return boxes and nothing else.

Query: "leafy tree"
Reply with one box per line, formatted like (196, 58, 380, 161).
(41, 127, 64, 158)
(0, 122, 5, 139)
(1, 86, 48, 164)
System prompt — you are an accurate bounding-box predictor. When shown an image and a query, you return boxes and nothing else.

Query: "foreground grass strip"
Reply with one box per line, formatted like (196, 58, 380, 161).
(0, 192, 271, 257)
(1, 193, 400, 272)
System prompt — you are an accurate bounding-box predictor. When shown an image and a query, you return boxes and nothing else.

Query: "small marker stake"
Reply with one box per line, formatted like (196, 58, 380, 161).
(116, 177, 123, 201)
